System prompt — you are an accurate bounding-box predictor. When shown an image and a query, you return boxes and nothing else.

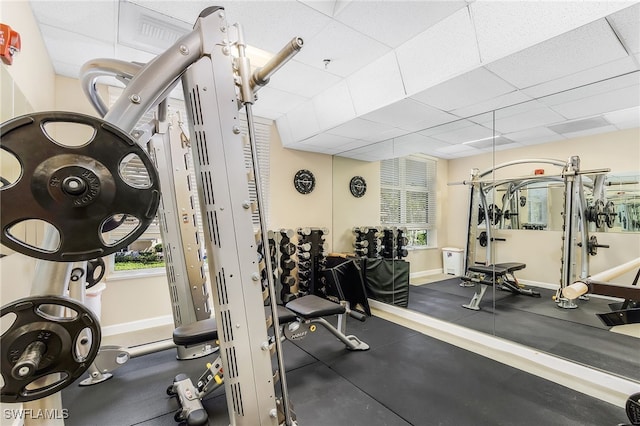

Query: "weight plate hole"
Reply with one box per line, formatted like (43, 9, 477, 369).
(119, 153, 152, 189)
(100, 214, 140, 247)
(74, 328, 94, 362)
(42, 122, 96, 148)
(0, 149, 21, 187)
(1, 312, 17, 336)
(5, 219, 60, 253)
(36, 304, 79, 322)
(25, 372, 68, 391)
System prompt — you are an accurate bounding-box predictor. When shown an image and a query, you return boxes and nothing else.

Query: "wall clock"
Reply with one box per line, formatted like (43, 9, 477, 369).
(294, 169, 315, 194)
(349, 176, 367, 198)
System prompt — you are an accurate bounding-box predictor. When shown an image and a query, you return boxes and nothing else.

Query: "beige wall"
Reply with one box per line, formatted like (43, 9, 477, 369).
(0, 1, 55, 112)
(331, 156, 380, 253)
(268, 125, 333, 245)
(446, 128, 640, 285)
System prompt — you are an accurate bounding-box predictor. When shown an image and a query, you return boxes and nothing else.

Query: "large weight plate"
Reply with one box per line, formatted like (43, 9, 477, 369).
(0, 112, 160, 261)
(1, 295, 101, 403)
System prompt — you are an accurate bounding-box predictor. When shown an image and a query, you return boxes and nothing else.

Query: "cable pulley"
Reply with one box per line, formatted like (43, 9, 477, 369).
(0, 112, 160, 262)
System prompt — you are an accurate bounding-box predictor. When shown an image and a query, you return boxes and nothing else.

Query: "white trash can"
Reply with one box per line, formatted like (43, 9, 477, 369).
(442, 247, 464, 276)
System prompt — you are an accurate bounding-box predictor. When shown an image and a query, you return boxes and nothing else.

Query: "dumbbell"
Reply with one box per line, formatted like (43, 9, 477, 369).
(298, 252, 311, 260)
(354, 240, 369, 247)
(298, 242, 311, 252)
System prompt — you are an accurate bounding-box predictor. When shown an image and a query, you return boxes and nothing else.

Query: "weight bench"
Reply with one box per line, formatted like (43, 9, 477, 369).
(460, 262, 540, 311)
(167, 295, 369, 425)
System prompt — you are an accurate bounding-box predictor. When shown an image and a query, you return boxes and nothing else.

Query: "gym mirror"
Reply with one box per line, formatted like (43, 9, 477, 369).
(331, 67, 640, 385)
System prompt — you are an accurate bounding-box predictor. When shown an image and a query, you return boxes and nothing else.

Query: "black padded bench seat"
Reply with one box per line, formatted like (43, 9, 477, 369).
(286, 295, 345, 318)
(174, 305, 298, 346)
(468, 262, 526, 275)
(173, 318, 218, 346)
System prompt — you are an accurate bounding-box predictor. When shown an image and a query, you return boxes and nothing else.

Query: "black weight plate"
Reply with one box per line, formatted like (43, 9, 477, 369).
(1, 295, 101, 403)
(0, 112, 160, 261)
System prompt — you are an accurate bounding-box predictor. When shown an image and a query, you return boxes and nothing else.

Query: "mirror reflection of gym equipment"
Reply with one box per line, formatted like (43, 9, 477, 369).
(2, 2, 640, 426)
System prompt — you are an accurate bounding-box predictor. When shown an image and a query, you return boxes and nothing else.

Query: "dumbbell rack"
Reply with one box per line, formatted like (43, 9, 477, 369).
(296, 227, 328, 296)
(380, 227, 408, 260)
(352, 226, 381, 258)
(271, 229, 298, 304)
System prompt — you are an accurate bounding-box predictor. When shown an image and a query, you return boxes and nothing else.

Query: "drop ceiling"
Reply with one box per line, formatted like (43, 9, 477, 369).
(28, 0, 640, 161)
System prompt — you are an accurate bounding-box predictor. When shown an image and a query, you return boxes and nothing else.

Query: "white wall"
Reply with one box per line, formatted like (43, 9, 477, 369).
(446, 128, 640, 286)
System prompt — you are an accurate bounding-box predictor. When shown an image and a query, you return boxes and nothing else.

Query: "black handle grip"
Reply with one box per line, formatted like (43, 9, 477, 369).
(491, 237, 507, 242)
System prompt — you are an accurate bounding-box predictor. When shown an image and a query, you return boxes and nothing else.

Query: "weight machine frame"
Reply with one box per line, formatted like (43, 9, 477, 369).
(461, 156, 611, 309)
(24, 6, 302, 425)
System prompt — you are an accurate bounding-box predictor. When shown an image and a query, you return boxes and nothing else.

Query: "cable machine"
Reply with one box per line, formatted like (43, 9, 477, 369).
(1, 6, 301, 425)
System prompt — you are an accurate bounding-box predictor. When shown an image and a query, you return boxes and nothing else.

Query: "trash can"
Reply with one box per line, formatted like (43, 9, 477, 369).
(442, 247, 464, 276)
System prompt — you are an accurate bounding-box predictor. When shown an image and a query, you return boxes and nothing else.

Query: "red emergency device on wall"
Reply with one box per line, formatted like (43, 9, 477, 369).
(0, 23, 21, 65)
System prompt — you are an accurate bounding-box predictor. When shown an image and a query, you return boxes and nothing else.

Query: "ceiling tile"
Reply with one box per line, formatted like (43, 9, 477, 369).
(275, 115, 295, 146)
(336, 139, 379, 153)
(396, 7, 480, 95)
(40, 25, 115, 76)
(52, 61, 83, 79)
(486, 19, 629, 90)
(607, 3, 640, 54)
(347, 52, 406, 116)
(131, 1, 333, 55)
(504, 127, 563, 143)
(30, 1, 117, 44)
(293, 20, 391, 77)
(410, 67, 517, 112)
(393, 133, 452, 152)
(297, 0, 339, 17)
(522, 57, 639, 99)
(418, 117, 481, 138)
(471, 0, 631, 64)
(334, 1, 466, 48)
(266, 60, 341, 99)
(361, 99, 456, 131)
(430, 122, 495, 145)
(436, 144, 481, 155)
(326, 118, 396, 140)
(286, 101, 320, 140)
(254, 86, 307, 116)
(253, 87, 307, 119)
(451, 91, 533, 120)
(298, 133, 359, 149)
(491, 106, 567, 134)
(114, 44, 157, 65)
(312, 80, 356, 129)
(535, 70, 640, 107)
(549, 85, 640, 119)
(604, 106, 640, 129)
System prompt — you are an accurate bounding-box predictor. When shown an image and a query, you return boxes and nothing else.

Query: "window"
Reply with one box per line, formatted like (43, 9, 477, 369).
(380, 155, 437, 248)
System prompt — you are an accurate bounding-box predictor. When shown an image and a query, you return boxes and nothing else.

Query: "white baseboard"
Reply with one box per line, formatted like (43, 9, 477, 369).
(410, 268, 443, 280)
(519, 279, 558, 290)
(101, 315, 174, 337)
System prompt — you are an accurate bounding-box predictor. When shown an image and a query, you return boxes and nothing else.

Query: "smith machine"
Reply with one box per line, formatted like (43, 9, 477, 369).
(460, 156, 615, 311)
(1, 7, 302, 425)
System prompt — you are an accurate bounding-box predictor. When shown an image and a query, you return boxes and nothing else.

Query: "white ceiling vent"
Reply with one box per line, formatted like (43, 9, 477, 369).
(547, 116, 611, 134)
(118, 1, 191, 55)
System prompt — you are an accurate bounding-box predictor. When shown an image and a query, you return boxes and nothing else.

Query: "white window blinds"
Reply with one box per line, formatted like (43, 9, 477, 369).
(380, 155, 436, 229)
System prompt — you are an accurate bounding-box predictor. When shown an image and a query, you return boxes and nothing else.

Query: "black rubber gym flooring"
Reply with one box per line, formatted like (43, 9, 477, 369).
(408, 277, 640, 382)
(61, 314, 630, 425)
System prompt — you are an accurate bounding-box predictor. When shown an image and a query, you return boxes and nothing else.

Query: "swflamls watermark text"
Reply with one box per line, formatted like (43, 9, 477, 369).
(3, 408, 69, 420)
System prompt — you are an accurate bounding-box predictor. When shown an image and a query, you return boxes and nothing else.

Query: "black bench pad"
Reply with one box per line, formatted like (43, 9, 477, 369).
(286, 295, 345, 318)
(174, 306, 299, 346)
(266, 305, 298, 324)
(468, 262, 526, 275)
(173, 318, 218, 346)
